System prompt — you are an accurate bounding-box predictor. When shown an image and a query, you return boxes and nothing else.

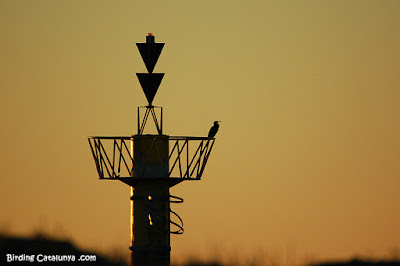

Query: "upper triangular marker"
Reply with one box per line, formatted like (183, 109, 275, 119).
(136, 33, 164, 73)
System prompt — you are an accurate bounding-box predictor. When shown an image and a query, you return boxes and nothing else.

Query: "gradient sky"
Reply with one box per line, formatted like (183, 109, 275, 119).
(1, 1, 400, 264)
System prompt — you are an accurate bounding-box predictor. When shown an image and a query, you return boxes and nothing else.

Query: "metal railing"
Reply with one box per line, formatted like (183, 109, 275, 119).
(168, 136, 215, 179)
(88, 136, 215, 180)
(88, 136, 133, 178)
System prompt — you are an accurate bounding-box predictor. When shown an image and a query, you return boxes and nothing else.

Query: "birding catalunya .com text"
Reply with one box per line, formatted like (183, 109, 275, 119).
(5, 254, 97, 263)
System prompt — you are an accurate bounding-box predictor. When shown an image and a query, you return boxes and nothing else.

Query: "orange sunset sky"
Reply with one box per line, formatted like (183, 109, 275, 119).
(1, 1, 400, 265)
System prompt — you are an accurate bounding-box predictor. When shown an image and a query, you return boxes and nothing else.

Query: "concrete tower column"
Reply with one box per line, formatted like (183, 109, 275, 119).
(130, 135, 170, 266)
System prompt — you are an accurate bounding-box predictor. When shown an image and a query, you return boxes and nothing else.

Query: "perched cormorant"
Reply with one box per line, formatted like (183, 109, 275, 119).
(208, 121, 220, 138)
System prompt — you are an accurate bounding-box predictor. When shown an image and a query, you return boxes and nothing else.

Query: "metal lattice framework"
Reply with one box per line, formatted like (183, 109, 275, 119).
(137, 106, 163, 135)
(88, 136, 132, 178)
(88, 136, 215, 180)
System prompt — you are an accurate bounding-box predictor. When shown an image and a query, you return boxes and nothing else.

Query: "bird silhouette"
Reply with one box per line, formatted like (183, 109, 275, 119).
(208, 121, 220, 138)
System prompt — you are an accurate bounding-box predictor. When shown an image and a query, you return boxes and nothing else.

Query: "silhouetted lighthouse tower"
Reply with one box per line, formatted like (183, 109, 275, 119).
(88, 33, 216, 266)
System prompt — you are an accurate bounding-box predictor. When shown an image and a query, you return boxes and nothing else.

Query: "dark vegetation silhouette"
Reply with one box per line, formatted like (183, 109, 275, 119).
(1, 232, 399, 266)
(309, 258, 400, 266)
(174, 258, 400, 266)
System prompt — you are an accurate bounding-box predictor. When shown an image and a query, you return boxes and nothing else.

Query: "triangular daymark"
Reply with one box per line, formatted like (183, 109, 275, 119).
(136, 43, 164, 73)
(136, 73, 164, 105)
